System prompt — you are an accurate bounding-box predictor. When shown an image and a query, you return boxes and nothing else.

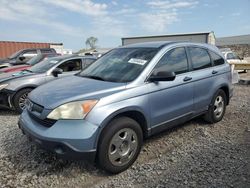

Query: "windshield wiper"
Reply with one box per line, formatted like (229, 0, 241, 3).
(81, 75, 105, 81)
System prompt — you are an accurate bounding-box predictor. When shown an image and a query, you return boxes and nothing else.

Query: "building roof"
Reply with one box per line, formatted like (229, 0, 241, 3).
(0, 41, 63, 45)
(216, 34, 250, 45)
(122, 31, 214, 40)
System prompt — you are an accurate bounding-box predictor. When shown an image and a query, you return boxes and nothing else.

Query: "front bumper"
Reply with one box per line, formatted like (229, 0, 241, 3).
(18, 109, 99, 162)
(0, 89, 15, 109)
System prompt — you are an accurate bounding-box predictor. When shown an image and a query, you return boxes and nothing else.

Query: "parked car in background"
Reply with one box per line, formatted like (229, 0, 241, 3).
(18, 41, 233, 174)
(0, 48, 57, 68)
(0, 53, 59, 74)
(221, 49, 248, 73)
(0, 55, 96, 113)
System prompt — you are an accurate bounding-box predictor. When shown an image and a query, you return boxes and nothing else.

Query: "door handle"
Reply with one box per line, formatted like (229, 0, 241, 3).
(183, 76, 192, 82)
(212, 70, 218, 74)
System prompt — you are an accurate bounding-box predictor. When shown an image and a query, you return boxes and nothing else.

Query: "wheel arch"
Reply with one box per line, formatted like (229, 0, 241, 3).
(95, 108, 149, 149)
(13, 85, 37, 96)
(218, 85, 229, 105)
(12, 86, 37, 104)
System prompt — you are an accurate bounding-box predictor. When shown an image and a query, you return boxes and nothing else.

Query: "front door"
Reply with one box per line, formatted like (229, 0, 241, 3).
(147, 47, 194, 132)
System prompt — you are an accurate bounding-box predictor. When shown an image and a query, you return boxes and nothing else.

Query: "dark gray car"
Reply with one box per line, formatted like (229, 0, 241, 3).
(0, 48, 57, 69)
(0, 55, 96, 113)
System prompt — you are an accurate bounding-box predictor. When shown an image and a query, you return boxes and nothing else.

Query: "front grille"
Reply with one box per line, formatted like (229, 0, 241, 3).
(28, 111, 56, 128)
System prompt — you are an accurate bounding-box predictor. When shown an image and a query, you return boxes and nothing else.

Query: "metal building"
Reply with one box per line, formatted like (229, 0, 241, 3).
(122, 32, 216, 46)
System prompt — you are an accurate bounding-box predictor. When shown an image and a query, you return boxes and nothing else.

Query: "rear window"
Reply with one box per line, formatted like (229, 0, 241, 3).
(209, 51, 225, 66)
(189, 47, 212, 70)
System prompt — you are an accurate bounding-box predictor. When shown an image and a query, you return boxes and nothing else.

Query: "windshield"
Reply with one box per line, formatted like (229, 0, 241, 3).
(29, 57, 60, 73)
(8, 50, 22, 59)
(26, 54, 43, 66)
(78, 48, 158, 83)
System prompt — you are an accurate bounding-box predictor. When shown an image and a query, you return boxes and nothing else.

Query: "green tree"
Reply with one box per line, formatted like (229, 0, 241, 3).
(85, 37, 98, 49)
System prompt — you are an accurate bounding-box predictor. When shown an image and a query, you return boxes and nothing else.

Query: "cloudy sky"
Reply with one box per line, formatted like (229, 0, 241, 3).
(0, 0, 249, 51)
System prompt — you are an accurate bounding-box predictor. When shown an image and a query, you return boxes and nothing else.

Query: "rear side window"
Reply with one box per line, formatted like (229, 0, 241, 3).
(22, 50, 37, 57)
(154, 47, 188, 74)
(41, 49, 54, 53)
(209, 51, 225, 66)
(58, 59, 82, 72)
(189, 47, 211, 70)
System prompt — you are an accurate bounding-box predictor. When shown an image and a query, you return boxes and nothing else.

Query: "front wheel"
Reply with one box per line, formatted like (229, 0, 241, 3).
(13, 88, 33, 113)
(204, 89, 227, 123)
(97, 117, 143, 174)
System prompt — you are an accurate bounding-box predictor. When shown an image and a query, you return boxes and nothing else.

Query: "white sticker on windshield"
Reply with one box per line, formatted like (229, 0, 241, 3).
(128, 58, 147, 65)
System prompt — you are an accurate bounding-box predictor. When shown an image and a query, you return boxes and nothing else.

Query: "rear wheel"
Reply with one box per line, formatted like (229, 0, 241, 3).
(204, 89, 226, 123)
(97, 117, 143, 174)
(13, 88, 33, 113)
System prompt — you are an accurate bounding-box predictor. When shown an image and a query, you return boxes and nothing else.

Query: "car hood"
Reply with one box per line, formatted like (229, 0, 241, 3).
(0, 71, 37, 83)
(29, 75, 127, 109)
(0, 58, 9, 64)
(1, 65, 30, 72)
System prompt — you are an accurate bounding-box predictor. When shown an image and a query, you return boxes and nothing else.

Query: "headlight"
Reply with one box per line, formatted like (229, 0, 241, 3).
(47, 100, 98, 120)
(0, 84, 8, 90)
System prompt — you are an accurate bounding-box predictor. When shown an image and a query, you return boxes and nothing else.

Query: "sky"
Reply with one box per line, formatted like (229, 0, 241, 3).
(0, 0, 249, 51)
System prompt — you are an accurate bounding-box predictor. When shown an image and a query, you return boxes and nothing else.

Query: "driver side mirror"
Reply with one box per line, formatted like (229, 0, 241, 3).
(148, 71, 176, 82)
(52, 68, 63, 77)
(19, 56, 26, 61)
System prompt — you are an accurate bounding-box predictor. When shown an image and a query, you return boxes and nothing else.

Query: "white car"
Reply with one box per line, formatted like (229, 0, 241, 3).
(222, 51, 247, 73)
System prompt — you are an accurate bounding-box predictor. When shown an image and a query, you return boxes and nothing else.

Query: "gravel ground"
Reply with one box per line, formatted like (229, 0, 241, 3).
(0, 84, 249, 188)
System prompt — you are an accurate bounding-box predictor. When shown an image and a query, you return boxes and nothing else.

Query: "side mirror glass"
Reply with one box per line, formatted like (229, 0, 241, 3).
(52, 68, 63, 77)
(149, 71, 176, 82)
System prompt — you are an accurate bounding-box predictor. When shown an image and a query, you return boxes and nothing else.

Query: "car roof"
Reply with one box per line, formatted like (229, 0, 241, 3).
(121, 41, 176, 49)
(120, 41, 221, 54)
(122, 41, 215, 49)
(47, 54, 96, 62)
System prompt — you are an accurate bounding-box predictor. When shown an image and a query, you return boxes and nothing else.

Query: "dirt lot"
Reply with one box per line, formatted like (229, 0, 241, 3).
(0, 83, 249, 188)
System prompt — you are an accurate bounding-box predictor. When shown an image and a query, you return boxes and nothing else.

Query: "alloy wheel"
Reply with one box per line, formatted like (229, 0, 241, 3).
(108, 128, 138, 166)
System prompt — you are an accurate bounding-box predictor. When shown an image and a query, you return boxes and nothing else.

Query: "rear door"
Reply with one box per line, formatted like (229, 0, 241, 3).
(187, 46, 214, 113)
(148, 47, 194, 132)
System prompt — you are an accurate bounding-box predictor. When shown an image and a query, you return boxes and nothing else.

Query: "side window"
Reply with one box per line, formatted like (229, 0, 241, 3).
(41, 49, 53, 54)
(58, 59, 81, 72)
(189, 47, 211, 70)
(209, 51, 225, 66)
(22, 50, 37, 57)
(153, 47, 188, 75)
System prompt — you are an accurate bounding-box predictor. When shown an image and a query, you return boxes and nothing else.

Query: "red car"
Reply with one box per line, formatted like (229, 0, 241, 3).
(0, 53, 59, 73)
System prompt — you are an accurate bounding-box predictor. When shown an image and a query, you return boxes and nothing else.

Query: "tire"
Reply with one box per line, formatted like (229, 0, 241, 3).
(13, 88, 33, 113)
(204, 89, 227, 123)
(97, 117, 143, 174)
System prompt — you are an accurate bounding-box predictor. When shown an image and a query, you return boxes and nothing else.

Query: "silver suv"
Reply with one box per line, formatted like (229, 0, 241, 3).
(19, 41, 233, 173)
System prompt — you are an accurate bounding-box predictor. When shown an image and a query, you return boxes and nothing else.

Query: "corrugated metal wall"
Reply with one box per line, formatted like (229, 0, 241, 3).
(0, 41, 50, 58)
